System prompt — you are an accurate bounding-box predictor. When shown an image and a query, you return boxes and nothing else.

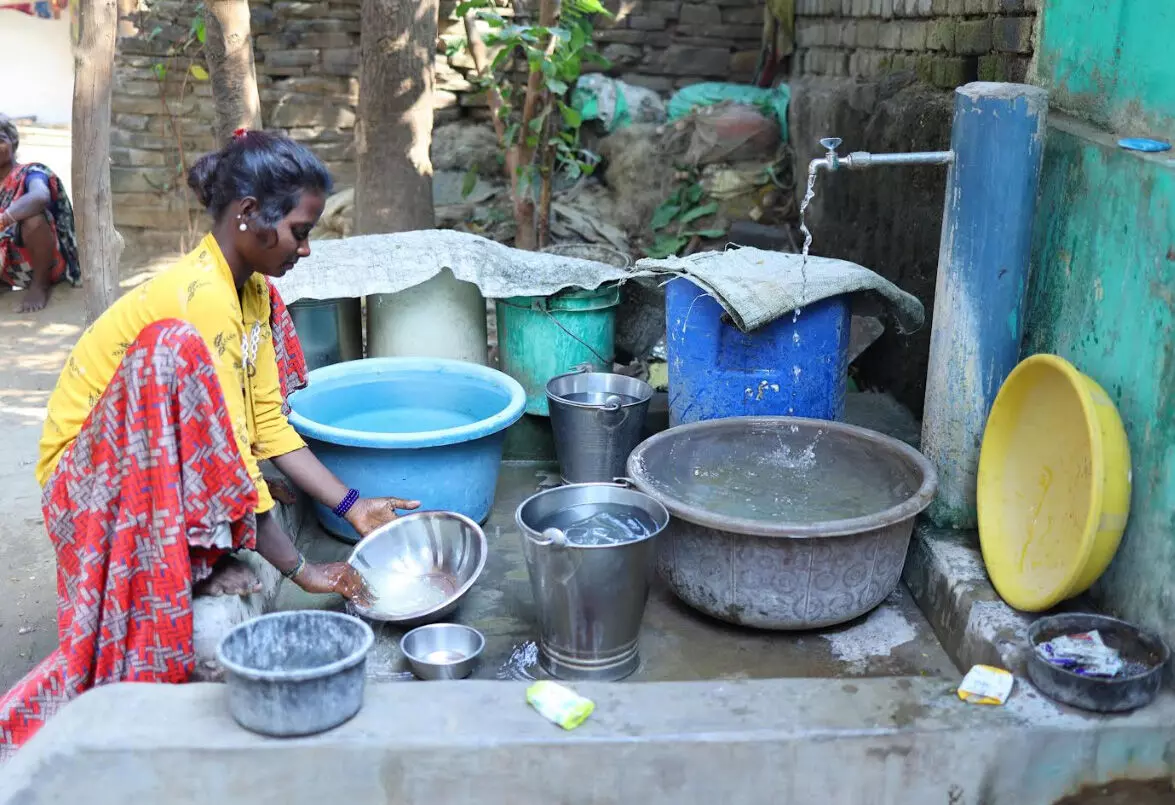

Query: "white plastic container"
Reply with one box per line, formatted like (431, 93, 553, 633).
(366, 269, 488, 364)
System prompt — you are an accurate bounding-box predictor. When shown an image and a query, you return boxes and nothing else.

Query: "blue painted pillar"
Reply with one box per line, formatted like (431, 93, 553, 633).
(921, 82, 1048, 529)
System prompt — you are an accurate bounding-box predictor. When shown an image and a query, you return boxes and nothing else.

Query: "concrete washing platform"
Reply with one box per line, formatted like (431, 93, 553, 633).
(4, 392, 1173, 801)
(5, 679, 1174, 803)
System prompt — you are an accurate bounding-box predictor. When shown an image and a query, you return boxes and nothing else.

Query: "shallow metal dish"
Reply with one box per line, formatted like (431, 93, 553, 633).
(401, 623, 485, 680)
(346, 511, 487, 626)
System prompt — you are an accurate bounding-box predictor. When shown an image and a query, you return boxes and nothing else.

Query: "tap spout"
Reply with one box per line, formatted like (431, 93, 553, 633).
(841, 150, 954, 169)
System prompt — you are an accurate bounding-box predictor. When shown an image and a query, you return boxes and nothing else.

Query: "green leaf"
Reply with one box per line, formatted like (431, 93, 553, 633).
(193, 18, 206, 44)
(153, 62, 168, 81)
(645, 234, 690, 259)
(651, 203, 681, 231)
(454, 0, 492, 16)
(686, 228, 727, 239)
(558, 103, 582, 128)
(461, 166, 480, 198)
(545, 76, 569, 95)
(148, 25, 163, 40)
(570, 24, 587, 51)
(570, 0, 609, 15)
(189, 64, 210, 81)
(685, 182, 704, 205)
(678, 201, 718, 224)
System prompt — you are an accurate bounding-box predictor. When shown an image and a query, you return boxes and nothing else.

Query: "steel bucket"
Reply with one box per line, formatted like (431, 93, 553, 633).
(516, 482, 669, 681)
(546, 369, 653, 484)
(288, 297, 363, 372)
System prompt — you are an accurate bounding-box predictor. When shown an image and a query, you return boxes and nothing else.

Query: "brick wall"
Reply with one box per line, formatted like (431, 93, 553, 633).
(111, 0, 764, 256)
(792, 0, 1036, 89)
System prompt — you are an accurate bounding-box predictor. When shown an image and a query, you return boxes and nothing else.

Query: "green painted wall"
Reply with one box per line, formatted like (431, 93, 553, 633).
(1026, 0, 1175, 644)
(1036, 0, 1175, 135)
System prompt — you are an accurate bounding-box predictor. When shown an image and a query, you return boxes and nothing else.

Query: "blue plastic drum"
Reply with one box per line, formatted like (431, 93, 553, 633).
(665, 278, 850, 426)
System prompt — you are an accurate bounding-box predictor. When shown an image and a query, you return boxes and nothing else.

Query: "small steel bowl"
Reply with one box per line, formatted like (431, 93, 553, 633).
(401, 623, 485, 681)
(346, 511, 487, 627)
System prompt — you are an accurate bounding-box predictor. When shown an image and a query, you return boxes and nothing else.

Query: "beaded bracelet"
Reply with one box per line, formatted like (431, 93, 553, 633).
(333, 488, 360, 518)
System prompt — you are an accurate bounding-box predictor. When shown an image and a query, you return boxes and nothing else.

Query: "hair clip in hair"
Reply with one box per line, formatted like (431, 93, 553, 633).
(233, 127, 248, 140)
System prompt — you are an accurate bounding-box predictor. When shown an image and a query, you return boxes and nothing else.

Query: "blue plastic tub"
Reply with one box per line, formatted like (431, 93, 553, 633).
(665, 278, 850, 426)
(287, 358, 527, 542)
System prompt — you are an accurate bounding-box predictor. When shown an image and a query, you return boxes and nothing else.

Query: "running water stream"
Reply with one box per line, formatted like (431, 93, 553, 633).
(795, 161, 821, 323)
(784, 161, 823, 414)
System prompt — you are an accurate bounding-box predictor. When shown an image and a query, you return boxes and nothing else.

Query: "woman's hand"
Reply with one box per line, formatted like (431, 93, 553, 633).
(294, 561, 374, 607)
(345, 496, 421, 537)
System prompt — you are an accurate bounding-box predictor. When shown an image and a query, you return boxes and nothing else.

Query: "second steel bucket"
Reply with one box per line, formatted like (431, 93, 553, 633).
(546, 369, 653, 484)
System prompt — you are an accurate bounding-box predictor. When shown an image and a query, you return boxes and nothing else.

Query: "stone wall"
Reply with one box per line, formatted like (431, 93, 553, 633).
(792, 0, 1036, 88)
(784, 1, 1038, 413)
(111, 0, 765, 256)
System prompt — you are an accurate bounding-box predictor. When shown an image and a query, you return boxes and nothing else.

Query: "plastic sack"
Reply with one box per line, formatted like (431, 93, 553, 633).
(667, 81, 791, 142)
(683, 102, 781, 166)
(572, 75, 667, 132)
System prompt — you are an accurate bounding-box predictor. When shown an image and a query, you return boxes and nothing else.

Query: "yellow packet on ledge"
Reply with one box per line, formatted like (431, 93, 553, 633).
(957, 664, 1014, 705)
(527, 681, 595, 730)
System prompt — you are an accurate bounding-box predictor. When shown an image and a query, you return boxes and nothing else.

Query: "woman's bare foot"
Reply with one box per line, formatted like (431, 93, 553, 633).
(16, 282, 50, 313)
(195, 555, 263, 597)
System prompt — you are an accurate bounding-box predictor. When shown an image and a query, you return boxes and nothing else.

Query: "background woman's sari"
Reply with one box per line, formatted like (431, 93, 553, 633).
(0, 162, 80, 289)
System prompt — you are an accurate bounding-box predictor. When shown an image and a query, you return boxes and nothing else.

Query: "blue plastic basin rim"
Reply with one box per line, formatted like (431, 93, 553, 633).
(287, 357, 528, 449)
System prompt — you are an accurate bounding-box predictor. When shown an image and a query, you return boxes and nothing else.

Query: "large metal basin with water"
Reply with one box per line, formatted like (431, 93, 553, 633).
(626, 416, 937, 630)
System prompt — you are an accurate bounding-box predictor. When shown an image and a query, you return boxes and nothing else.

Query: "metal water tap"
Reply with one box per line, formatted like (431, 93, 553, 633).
(809, 137, 845, 174)
(809, 136, 955, 174)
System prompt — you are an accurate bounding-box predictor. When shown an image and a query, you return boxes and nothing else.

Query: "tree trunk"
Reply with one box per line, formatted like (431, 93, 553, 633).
(203, 0, 263, 144)
(354, 0, 439, 235)
(73, 0, 123, 324)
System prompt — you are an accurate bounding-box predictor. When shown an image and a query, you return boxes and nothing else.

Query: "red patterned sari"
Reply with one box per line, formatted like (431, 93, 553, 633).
(0, 281, 307, 761)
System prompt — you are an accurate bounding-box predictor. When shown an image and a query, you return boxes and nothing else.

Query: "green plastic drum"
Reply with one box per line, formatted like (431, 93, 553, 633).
(495, 284, 621, 416)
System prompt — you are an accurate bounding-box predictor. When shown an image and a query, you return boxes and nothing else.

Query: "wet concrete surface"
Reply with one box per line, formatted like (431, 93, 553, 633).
(278, 457, 957, 684)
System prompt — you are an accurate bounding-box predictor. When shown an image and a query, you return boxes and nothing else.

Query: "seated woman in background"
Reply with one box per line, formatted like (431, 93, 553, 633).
(0, 130, 418, 760)
(0, 115, 80, 313)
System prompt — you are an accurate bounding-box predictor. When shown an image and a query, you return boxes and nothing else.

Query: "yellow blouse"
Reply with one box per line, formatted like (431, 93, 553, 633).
(37, 233, 305, 513)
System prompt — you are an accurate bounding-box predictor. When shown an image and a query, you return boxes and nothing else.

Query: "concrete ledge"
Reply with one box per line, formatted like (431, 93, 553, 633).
(4, 679, 1173, 804)
(903, 523, 1035, 675)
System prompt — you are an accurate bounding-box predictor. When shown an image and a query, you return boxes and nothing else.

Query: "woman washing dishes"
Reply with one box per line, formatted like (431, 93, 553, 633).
(0, 130, 417, 758)
(0, 115, 81, 312)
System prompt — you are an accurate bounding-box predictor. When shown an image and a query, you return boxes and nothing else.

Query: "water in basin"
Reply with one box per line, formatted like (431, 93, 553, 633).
(332, 407, 479, 433)
(632, 421, 920, 524)
(292, 374, 511, 435)
(538, 503, 658, 546)
(364, 574, 450, 618)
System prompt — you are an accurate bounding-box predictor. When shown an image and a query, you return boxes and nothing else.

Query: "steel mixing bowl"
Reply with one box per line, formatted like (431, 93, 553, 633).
(346, 511, 487, 626)
(401, 623, 485, 680)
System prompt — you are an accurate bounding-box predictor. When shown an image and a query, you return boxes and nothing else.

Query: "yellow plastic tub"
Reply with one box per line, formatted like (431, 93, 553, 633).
(977, 354, 1131, 612)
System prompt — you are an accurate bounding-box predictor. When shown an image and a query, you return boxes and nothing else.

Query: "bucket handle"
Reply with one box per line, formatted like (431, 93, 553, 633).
(538, 307, 611, 367)
(601, 393, 624, 413)
(527, 527, 569, 548)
